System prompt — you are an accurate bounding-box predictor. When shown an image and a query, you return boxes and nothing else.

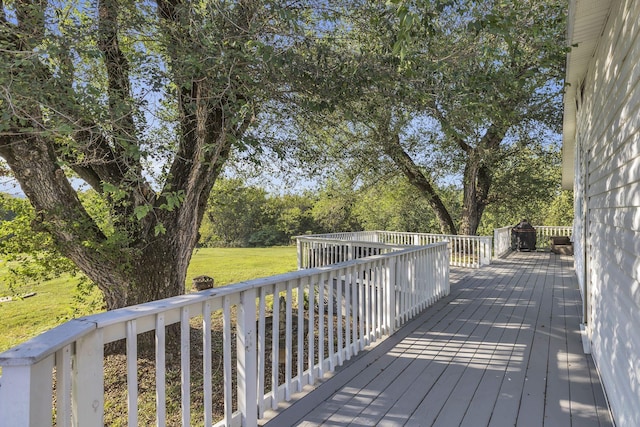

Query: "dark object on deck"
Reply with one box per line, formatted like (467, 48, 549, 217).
(192, 275, 214, 291)
(550, 236, 573, 255)
(511, 219, 537, 251)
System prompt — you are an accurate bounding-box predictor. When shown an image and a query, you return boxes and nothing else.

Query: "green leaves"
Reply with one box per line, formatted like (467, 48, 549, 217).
(154, 223, 166, 236)
(134, 205, 151, 220)
(159, 190, 185, 212)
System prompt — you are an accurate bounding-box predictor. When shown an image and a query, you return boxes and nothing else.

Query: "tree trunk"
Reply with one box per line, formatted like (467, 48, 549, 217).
(459, 150, 496, 236)
(382, 134, 458, 235)
(459, 159, 480, 236)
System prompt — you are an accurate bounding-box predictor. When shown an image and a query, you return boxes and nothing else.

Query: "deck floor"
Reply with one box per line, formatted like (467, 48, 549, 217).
(262, 252, 613, 427)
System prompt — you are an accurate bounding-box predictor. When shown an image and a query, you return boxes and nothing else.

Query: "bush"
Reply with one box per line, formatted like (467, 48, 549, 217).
(248, 228, 287, 247)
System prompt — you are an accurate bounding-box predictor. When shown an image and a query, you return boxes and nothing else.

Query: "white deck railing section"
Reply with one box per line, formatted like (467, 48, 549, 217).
(297, 231, 492, 268)
(0, 242, 449, 427)
(493, 225, 573, 258)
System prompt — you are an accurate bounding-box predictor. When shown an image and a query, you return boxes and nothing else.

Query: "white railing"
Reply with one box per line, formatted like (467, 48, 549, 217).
(0, 243, 449, 427)
(494, 226, 513, 258)
(298, 231, 492, 268)
(296, 238, 409, 269)
(534, 226, 573, 245)
(494, 225, 573, 258)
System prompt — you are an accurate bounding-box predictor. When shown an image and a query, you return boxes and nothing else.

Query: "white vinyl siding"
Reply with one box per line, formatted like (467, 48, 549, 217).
(572, 1, 640, 426)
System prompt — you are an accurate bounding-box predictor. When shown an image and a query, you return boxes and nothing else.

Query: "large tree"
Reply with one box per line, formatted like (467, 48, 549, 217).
(285, 0, 567, 236)
(0, 1, 318, 310)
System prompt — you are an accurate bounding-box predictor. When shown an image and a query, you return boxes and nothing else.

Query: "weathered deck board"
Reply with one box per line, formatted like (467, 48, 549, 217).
(261, 253, 613, 427)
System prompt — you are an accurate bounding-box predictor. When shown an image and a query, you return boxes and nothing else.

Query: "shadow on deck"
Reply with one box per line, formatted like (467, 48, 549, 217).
(262, 252, 613, 427)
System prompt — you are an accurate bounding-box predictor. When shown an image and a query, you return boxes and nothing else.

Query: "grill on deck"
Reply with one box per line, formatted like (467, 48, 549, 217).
(511, 220, 537, 251)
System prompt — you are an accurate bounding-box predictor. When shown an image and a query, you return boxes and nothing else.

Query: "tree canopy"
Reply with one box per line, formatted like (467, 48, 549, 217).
(0, 0, 570, 312)
(276, 0, 568, 236)
(0, 0, 331, 310)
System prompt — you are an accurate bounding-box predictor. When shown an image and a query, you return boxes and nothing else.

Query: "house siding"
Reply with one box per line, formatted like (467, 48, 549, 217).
(573, 1, 640, 426)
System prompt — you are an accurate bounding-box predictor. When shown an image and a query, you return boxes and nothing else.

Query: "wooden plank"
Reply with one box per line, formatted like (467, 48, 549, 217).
(459, 256, 534, 427)
(432, 258, 532, 426)
(404, 268, 517, 426)
(488, 254, 551, 426)
(542, 257, 571, 426)
(560, 257, 613, 427)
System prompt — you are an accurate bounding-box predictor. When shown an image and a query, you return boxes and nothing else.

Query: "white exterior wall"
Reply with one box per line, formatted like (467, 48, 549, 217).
(572, 1, 640, 425)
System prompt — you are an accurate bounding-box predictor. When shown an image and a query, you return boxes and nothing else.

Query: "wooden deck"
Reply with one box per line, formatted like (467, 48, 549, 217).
(262, 252, 613, 427)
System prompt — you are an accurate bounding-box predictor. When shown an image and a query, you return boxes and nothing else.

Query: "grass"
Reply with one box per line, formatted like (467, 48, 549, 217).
(186, 246, 298, 287)
(0, 246, 297, 353)
(0, 266, 95, 352)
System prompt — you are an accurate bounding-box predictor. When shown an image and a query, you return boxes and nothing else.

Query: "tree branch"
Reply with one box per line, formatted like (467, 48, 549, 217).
(15, 0, 46, 44)
(382, 132, 457, 235)
(429, 101, 472, 153)
(97, 0, 141, 176)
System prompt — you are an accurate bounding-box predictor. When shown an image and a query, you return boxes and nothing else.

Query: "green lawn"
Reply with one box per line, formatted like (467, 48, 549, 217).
(0, 246, 297, 353)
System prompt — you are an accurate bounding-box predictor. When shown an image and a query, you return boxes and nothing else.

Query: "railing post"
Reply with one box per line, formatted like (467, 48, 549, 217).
(0, 356, 54, 427)
(385, 258, 397, 335)
(481, 237, 492, 266)
(443, 243, 450, 296)
(73, 329, 104, 427)
(237, 288, 257, 426)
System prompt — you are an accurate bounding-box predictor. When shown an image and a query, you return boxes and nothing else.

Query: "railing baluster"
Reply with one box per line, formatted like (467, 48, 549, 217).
(297, 279, 304, 392)
(308, 279, 315, 385)
(126, 320, 138, 426)
(285, 282, 293, 400)
(328, 270, 336, 372)
(203, 301, 213, 426)
(155, 314, 166, 427)
(56, 345, 72, 427)
(180, 307, 190, 427)
(238, 288, 257, 426)
(351, 265, 357, 357)
(271, 287, 280, 410)
(257, 288, 266, 419)
(359, 266, 365, 351)
(345, 266, 352, 361)
(336, 268, 344, 366)
(365, 264, 372, 345)
(223, 296, 233, 424)
(318, 273, 326, 378)
(73, 329, 104, 426)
